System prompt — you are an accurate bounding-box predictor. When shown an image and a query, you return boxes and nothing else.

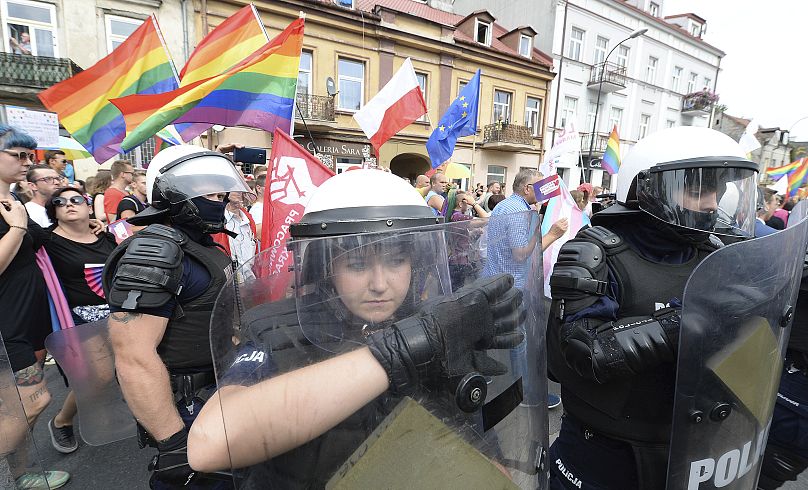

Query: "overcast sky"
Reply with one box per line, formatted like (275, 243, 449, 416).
(666, 0, 808, 140)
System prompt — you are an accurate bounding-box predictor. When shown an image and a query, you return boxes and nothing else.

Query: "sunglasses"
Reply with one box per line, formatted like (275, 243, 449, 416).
(51, 195, 87, 207)
(2, 149, 35, 162)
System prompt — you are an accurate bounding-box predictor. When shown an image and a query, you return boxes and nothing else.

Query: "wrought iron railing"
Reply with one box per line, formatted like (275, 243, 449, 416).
(681, 92, 713, 113)
(0, 53, 82, 89)
(580, 132, 610, 153)
(483, 123, 533, 146)
(589, 61, 627, 87)
(295, 93, 335, 122)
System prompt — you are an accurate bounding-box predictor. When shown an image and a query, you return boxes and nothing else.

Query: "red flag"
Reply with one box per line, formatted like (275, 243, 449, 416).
(259, 129, 334, 293)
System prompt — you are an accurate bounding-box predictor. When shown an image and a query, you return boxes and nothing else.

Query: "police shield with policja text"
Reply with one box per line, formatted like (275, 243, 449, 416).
(207, 169, 549, 489)
(666, 211, 808, 489)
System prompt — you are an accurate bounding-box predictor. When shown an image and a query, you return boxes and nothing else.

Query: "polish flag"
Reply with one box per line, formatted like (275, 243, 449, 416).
(353, 58, 428, 154)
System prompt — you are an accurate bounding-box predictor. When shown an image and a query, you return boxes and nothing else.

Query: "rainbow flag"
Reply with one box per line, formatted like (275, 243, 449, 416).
(787, 158, 808, 198)
(113, 18, 303, 152)
(602, 125, 621, 175)
(766, 159, 804, 179)
(39, 16, 178, 162)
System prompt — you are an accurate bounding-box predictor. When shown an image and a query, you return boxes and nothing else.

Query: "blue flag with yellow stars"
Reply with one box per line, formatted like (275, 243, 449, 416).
(426, 69, 481, 168)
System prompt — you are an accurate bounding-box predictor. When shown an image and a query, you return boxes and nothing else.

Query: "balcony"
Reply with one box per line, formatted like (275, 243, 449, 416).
(580, 132, 610, 155)
(295, 93, 337, 130)
(481, 123, 535, 151)
(681, 91, 715, 116)
(588, 62, 627, 94)
(0, 53, 82, 102)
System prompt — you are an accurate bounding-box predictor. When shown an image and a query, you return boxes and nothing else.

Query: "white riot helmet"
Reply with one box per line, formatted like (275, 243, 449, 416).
(131, 144, 254, 232)
(615, 126, 758, 237)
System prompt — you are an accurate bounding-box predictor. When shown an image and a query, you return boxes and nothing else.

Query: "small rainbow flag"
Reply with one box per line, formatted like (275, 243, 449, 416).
(787, 158, 808, 199)
(39, 16, 178, 162)
(766, 159, 803, 179)
(113, 18, 304, 152)
(602, 125, 621, 175)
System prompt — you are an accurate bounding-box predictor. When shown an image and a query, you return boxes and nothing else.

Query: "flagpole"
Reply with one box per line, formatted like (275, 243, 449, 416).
(152, 14, 180, 84)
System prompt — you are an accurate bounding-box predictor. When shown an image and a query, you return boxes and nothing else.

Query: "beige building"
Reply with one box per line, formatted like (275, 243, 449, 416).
(206, 0, 555, 188)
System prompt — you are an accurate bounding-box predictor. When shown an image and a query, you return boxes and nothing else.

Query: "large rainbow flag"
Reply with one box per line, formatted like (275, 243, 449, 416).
(39, 16, 178, 162)
(601, 125, 621, 175)
(766, 159, 803, 179)
(113, 18, 303, 152)
(787, 158, 808, 198)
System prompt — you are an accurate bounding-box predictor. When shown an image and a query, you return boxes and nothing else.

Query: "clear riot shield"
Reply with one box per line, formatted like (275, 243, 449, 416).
(667, 214, 808, 490)
(789, 199, 808, 225)
(210, 215, 548, 489)
(0, 332, 47, 488)
(44, 320, 136, 445)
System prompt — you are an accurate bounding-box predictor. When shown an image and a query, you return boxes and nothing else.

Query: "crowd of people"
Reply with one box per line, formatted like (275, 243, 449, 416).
(2, 122, 808, 490)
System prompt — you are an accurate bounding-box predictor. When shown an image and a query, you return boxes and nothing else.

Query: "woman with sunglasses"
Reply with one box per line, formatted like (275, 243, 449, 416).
(0, 125, 71, 488)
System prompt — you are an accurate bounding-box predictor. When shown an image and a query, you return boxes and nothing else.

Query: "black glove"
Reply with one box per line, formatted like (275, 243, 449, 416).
(366, 273, 525, 394)
(148, 428, 196, 488)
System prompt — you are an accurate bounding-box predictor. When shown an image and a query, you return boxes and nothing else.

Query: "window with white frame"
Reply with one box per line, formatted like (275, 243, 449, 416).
(638, 114, 651, 139)
(616, 45, 629, 68)
(568, 27, 584, 61)
(666, 119, 677, 129)
(297, 51, 312, 96)
(586, 101, 602, 131)
(458, 80, 467, 96)
(487, 165, 506, 186)
(416, 72, 428, 122)
(524, 96, 542, 136)
(687, 72, 698, 93)
(649, 2, 660, 17)
(690, 24, 701, 37)
(338, 58, 364, 111)
(671, 66, 682, 92)
(594, 36, 608, 65)
(519, 34, 532, 58)
(336, 157, 362, 174)
(561, 96, 577, 128)
(475, 19, 492, 46)
(2, 0, 58, 57)
(703, 76, 711, 90)
(608, 106, 623, 132)
(645, 56, 658, 84)
(492, 90, 512, 123)
(106, 15, 142, 53)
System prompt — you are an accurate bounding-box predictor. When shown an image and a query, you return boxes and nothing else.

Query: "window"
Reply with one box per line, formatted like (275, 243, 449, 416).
(593, 36, 608, 65)
(687, 72, 698, 93)
(452, 163, 472, 190)
(649, 2, 660, 17)
(666, 119, 676, 129)
(638, 114, 651, 139)
(336, 0, 354, 8)
(416, 72, 428, 122)
(524, 97, 542, 137)
(616, 45, 629, 68)
(561, 96, 578, 129)
(645, 56, 658, 84)
(519, 34, 532, 58)
(703, 76, 712, 90)
(608, 106, 623, 132)
(458, 80, 467, 96)
(671, 66, 682, 92)
(568, 27, 584, 61)
(106, 15, 142, 53)
(487, 165, 506, 186)
(297, 51, 312, 96)
(586, 101, 602, 131)
(475, 19, 492, 46)
(338, 58, 364, 111)
(492, 90, 512, 123)
(2, 0, 58, 56)
(690, 24, 701, 37)
(336, 157, 362, 174)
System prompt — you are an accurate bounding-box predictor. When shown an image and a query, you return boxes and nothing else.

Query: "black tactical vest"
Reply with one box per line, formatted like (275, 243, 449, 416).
(549, 226, 717, 443)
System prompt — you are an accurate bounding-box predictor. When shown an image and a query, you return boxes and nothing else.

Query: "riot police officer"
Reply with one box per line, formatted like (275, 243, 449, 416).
(546, 127, 760, 489)
(187, 169, 547, 489)
(103, 145, 254, 488)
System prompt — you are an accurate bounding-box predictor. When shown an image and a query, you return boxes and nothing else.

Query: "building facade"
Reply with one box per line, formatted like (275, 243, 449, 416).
(454, 0, 726, 191)
(713, 112, 793, 180)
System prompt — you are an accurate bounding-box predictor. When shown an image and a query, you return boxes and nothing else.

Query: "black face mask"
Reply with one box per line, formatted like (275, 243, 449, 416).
(171, 196, 227, 236)
(191, 196, 226, 230)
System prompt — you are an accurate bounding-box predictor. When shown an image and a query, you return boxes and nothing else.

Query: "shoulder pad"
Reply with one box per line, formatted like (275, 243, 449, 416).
(551, 239, 609, 297)
(107, 235, 185, 310)
(140, 224, 186, 245)
(578, 226, 624, 251)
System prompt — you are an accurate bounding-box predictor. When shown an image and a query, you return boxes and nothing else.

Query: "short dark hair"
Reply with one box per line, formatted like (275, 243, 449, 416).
(0, 124, 37, 150)
(45, 186, 85, 222)
(110, 160, 133, 179)
(488, 194, 505, 210)
(45, 150, 66, 163)
(255, 174, 266, 188)
(26, 164, 55, 183)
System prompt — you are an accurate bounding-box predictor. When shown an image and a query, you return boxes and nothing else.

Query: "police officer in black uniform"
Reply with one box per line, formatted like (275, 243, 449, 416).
(546, 127, 760, 489)
(103, 145, 254, 488)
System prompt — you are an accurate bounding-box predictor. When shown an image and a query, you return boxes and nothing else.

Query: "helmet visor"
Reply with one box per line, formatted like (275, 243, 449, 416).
(637, 164, 758, 237)
(159, 153, 254, 204)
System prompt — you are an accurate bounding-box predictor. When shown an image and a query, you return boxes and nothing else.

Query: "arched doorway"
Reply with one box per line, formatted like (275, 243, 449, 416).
(390, 153, 430, 185)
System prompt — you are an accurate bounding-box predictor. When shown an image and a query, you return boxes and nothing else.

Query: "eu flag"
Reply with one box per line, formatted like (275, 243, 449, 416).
(426, 69, 481, 168)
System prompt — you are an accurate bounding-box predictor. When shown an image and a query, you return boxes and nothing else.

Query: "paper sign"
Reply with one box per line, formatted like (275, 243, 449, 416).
(4, 105, 59, 149)
(108, 219, 134, 244)
(533, 174, 562, 202)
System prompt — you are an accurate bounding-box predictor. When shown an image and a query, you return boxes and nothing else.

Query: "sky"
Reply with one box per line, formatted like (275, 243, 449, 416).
(666, 0, 808, 140)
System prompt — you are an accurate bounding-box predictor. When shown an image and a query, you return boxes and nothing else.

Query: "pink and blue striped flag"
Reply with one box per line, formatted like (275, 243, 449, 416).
(602, 125, 621, 175)
(541, 180, 591, 298)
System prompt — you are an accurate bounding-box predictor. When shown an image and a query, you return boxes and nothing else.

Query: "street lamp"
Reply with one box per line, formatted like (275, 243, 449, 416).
(585, 28, 648, 175)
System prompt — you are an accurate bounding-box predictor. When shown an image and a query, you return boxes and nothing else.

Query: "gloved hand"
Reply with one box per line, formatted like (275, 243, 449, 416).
(148, 428, 196, 488)
(366, 273, 525, 394)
